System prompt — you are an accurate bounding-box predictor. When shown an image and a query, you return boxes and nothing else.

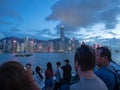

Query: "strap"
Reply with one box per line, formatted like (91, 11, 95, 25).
(105, 67, 119, 90)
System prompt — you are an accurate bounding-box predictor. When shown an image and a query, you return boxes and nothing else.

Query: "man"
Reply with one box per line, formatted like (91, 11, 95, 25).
(61, 59, 72, 85)
(54, 61, 63, 90)
(94, 46, 116, 90)
(70, 45, 107, 90)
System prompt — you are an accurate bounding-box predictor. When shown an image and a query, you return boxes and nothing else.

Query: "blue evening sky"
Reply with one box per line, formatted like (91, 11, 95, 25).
(0, 0, 120, 43)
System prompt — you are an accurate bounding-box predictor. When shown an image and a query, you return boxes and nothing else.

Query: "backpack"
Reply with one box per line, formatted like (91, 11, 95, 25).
(105, 65, 120, 90)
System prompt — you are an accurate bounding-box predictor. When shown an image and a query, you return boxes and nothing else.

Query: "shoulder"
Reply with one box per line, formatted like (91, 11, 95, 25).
(95, 67, 109, 74)
(94, 75, 106, 84)
(94, 76, 108, 90)
(95, 67, 115, 76)
(70, 82, 80, 90)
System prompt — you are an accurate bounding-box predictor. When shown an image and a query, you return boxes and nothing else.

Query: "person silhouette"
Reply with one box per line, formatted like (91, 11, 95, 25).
(0, 61, 41, 90)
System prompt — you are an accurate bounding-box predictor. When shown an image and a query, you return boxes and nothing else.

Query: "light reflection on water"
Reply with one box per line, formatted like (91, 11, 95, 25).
(0, 52, 75, 72)
(0, 52, 120, 73)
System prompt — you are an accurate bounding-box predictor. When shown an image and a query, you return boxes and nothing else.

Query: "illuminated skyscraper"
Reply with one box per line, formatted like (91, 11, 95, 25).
(60, 25, 65, 51)
(60, 25, 64, 40)
(24, 36, 29, 52)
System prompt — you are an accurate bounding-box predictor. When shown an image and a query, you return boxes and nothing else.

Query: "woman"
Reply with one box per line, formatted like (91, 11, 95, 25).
(34, 66, 45, 90)
(45, 62, 54, 90)
(0, 61, 41, 90)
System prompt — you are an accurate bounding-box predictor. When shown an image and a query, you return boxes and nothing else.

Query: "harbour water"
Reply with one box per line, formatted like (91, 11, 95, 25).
(0, 52, 75, 72)
(0, 51, 120, 73)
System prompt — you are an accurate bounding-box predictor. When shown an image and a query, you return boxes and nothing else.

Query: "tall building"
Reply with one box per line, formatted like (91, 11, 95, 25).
(24, 36, 29, 52)
(60, 25, 64, 40)
(12, 40, 17, 53)
(3, 39, 7, 52)
(20, 43, 25, 52)
(7, 40, 12, 52)
(60, 25, 65, 51)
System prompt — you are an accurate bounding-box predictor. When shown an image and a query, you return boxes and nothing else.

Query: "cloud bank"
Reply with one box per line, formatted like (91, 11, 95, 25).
(46, 0, 120, 31)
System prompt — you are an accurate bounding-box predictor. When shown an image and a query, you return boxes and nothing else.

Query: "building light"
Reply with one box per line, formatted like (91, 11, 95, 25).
(13, 40, 16, 43)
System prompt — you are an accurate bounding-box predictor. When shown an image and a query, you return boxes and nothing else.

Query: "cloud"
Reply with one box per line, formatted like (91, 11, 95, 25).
(20, 29, 59, 40)
(38, 29, 59, 39)
(10, 27, 20, 32)
(0, 33, 5, 39)
(41, 29, 53, 35)
(0, 0, 23, 27)
(46, 0, 120, 31)
(0, 8, 23, 25)
(108, 31, 117, 36)
(0, 20, 13, 25)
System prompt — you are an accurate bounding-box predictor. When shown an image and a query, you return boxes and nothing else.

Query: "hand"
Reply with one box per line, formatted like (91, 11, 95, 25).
(26, 65, 34, 81)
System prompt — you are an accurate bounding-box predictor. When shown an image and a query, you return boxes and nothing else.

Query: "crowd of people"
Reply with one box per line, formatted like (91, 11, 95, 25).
(0, 44, 120, 90)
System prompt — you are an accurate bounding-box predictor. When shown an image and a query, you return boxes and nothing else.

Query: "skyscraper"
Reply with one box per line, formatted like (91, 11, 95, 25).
(60, 25, 65, 51)
(60, 25, 64, 40)
(24, 36, 29, 52)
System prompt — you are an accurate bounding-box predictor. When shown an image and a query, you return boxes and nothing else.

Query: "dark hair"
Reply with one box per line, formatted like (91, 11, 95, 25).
(64, 59, 69, 63)
(47, 62, 53, 70)
(97, 46, 111, 62)
(74, 44, 95, 71)
(56, 61, 61, 66)
(0, 61, 32, 90)
(35, 66, 43, 79)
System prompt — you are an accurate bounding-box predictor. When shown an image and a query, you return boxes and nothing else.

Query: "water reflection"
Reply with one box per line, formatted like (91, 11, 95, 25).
(0, 52, 120, 73)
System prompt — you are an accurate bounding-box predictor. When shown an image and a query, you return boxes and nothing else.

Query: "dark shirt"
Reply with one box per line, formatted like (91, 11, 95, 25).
(62, 64, 72, 84)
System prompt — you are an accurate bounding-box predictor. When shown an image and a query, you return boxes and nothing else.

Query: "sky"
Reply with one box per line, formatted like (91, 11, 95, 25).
(0, 0, 120, 44)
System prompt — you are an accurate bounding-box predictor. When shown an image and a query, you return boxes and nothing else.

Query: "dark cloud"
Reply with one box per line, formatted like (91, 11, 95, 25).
(0, 1, 23, 27)
(0, 33, 5, 39)
(33, 29, 56, 36)
(89, 36, 102, 40)
(10, 27, 20, 32)
(0, 8, 23, 24)
(41, 29, 59, 38)
(41, 29, 52, 35)
(108, 31, 118, 36)
(46, 0, 120, 31)
(0, 20, 13, 25)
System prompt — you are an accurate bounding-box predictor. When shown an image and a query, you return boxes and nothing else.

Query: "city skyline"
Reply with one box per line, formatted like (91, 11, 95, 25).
(0, 35, 80, 53)
(0, 0, 120, 43)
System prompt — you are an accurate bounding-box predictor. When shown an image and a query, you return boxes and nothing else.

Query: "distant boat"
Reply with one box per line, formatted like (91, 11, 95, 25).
(15, 53, 33, 57)
(114, 50, 119, 52)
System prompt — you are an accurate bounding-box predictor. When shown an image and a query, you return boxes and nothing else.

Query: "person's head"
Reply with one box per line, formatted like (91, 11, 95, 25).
(96, 46, 111, 67)
(64, 59, 69, 64)
(47, 62, 52, 70)
(35, 66, 41, 73)
(74, 44, 95, 71)
(56, 61, 61, 68)
(0, 61, 32, 90)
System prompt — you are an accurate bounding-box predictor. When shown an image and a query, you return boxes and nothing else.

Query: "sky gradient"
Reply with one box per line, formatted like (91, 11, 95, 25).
(0, 0, 120, 43)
